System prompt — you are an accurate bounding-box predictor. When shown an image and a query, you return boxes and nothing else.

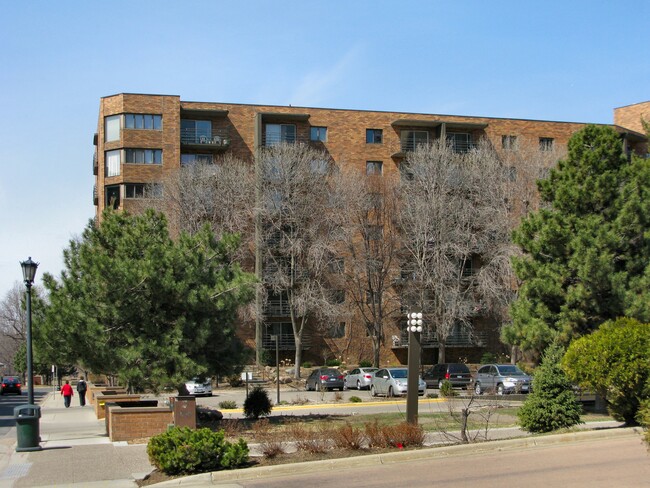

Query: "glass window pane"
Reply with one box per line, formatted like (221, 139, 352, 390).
(153, 115, 162, 130)
(154, 150, 162, 164)
(136, 150, 144, 164)
(135, 115, 144, 129)
(144, 115, 153, 129)
(105, 115, 120, 142)
(105, 150, 120, 176)
(125, 114, 135, 129)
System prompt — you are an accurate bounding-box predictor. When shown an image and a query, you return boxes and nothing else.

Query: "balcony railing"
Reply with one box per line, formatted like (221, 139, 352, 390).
(180, 128, 231, 149)
(448, 140, 478, 154)
(93, 185, 98, 206)
(392, 329, 488, 348)
(262, 333, 312, 350)
(262, 134, 309, 147)
(264, 298, 291, 317)
(93, 152, 98, 176)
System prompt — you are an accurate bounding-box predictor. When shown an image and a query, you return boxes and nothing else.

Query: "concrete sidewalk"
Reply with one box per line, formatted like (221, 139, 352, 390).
(0, 390, 153, 487)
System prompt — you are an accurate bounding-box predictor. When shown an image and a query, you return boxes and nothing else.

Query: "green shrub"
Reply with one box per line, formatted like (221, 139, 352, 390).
(518, 344, 583, 433)
(563, 317, 650, 425)
(147, 427, 248, 475)
(302, 361, 313, 368)
(359, 359, 373, 368)
(326, 359, 342, 367)
(219, 400, 237, 410)
(480, 352, 497, 364)
(349, 396, 362, 403)
(243, 386, 272, 419)
(427, 392, 439, 399)
(638, 399, 650, 447)
(439, 380, 457, 397)
(228, 376, 244, 387)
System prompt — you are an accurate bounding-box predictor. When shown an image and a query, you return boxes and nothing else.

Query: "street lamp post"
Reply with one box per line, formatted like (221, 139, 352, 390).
(20, 257, 38, 405)
(406, 312, 423, 425)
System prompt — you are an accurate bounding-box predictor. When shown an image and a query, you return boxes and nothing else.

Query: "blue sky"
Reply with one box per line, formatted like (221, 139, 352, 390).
(0, 1, 648, 299)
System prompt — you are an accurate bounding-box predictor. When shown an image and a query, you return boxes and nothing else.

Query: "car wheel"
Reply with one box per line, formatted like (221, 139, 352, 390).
(474, 382, 482, 395)
(497, 384, 504, 395)
(370, 385, 376, 397)
(387, 386, 393, 398)
(356, 380, 361, 390)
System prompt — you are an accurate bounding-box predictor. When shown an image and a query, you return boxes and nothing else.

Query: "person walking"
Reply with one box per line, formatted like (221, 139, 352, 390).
(76, 376, 88, 406)
(61, 380, 73, 408)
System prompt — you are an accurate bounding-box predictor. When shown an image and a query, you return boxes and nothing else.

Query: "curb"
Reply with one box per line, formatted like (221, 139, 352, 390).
(151, 426, 643, 486)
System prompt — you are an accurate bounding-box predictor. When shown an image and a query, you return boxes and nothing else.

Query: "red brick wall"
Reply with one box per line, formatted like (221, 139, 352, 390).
(108, 407, 173, 442)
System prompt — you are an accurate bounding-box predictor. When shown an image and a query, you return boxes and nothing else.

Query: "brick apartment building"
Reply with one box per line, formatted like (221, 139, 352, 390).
(93, 94, 649, 366)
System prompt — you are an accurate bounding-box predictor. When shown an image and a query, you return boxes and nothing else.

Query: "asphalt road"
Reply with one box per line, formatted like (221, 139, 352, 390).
(229, 434, 650, 488)
(0, 387, 49, 436)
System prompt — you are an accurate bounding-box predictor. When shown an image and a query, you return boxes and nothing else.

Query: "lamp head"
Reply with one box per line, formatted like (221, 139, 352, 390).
(20, 257, 39, 285)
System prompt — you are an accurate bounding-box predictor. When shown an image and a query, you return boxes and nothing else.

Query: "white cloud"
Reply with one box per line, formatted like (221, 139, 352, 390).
(288, 44, 365, 107)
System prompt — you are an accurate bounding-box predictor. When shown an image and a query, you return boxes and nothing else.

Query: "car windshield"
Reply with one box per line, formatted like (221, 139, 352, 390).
(498, 365, 525, 375)
(390, 369, 408, 379)
(362, 368, 378, 373)
(321, 369, 339, 376)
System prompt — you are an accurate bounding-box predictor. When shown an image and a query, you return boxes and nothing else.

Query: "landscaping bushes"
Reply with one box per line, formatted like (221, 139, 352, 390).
(147, 427, 248, 475)
(518, 344, 582, 433)
(243, 386, 272, 419)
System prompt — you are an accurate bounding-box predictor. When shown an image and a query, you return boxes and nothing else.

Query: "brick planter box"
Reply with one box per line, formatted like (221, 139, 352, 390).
(107, 404, 173, 442)
(88, 386, 127, 406)
(94, 394, 141, 419)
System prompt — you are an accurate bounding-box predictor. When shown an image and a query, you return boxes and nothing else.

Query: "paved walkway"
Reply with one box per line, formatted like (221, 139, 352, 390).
(0, 391, 153, 487)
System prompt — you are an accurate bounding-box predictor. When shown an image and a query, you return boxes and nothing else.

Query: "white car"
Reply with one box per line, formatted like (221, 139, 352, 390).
(370, 368, 426, 397)
(344, 367, 378, 390)
(185, 378, 212, 396)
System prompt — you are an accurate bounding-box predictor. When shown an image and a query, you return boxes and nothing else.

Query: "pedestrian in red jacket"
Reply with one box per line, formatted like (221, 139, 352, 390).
(60, 380, 73, 408)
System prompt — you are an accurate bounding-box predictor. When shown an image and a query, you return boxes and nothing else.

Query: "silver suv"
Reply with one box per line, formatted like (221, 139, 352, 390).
(474, 364, 531, 395)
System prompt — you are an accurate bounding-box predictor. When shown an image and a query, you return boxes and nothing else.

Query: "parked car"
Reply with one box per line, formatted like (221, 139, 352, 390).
(305, 368, 345, 391)
(370, 368, 426, 397)
(423, 363, 472, 389)
(0, 376, 22, 395)
(474, 364, 532, 395)
(184, 377, 212, 396)
(344, 367, 379, 390)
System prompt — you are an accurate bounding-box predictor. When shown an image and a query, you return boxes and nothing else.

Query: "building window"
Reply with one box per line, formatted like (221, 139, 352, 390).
(310, 126, 327, 142)
(181, 119, 212, 144)
(326, 322, 346, 339)
(502, 135, 518, 150)
(366, 161, 383, 176)
(125, 149, 162, 165)
(507, 166, 517, 181)
(124, 114, 162, 130)
(124, 183, 162, 199)
(105, 150, 121, 177)
(105, 185, 120, 209)
(366, 129, 383, 144)
(328, 258, 344, 274)
(265, 124, 296, 146)
(539, 137, 554, 151)
(105, 115, 120, 142)
(310, 159, 329, 174)
(331, 290, 345, 304)
(401, 130, 429, 152)
(447, 132, 473, 153)
(366, 290, 379, 304)
(181, 153, 213, 165)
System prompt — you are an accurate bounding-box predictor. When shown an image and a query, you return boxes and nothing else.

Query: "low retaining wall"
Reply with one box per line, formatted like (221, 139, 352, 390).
(108, 405, 173, 442)
(94, 394, 141, 419)
(88, 386, 127, 406)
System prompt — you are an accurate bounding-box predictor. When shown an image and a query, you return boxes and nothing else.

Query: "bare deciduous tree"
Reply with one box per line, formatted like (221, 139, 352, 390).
(0, 283, 26, 372)
(257, 143, 343, 377)
(398, 140, 515, 363)
(334, 173, 402, 367)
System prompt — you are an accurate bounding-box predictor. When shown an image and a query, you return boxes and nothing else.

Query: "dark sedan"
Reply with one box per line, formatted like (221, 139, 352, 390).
(1, 376, 22, 395)
(305, 368, 345, 391)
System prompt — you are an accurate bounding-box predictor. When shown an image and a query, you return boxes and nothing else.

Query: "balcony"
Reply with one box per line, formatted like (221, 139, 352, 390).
(392, 329, 488, 348)
(263, 296, 290, 317)
(93, 152, 98, 175)
(180, 128, 231, 151)
(93, 185, 98, 206)
(262, 332, 312, 350)
(262, 133, 309, 147)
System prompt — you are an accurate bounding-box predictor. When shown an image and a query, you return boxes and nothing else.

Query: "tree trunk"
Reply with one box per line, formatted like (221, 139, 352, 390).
(372, 334, 381, 368)
(460, 408, 469, 443)
(293, 337, 302, 379)
(438, 341, 446, 363)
